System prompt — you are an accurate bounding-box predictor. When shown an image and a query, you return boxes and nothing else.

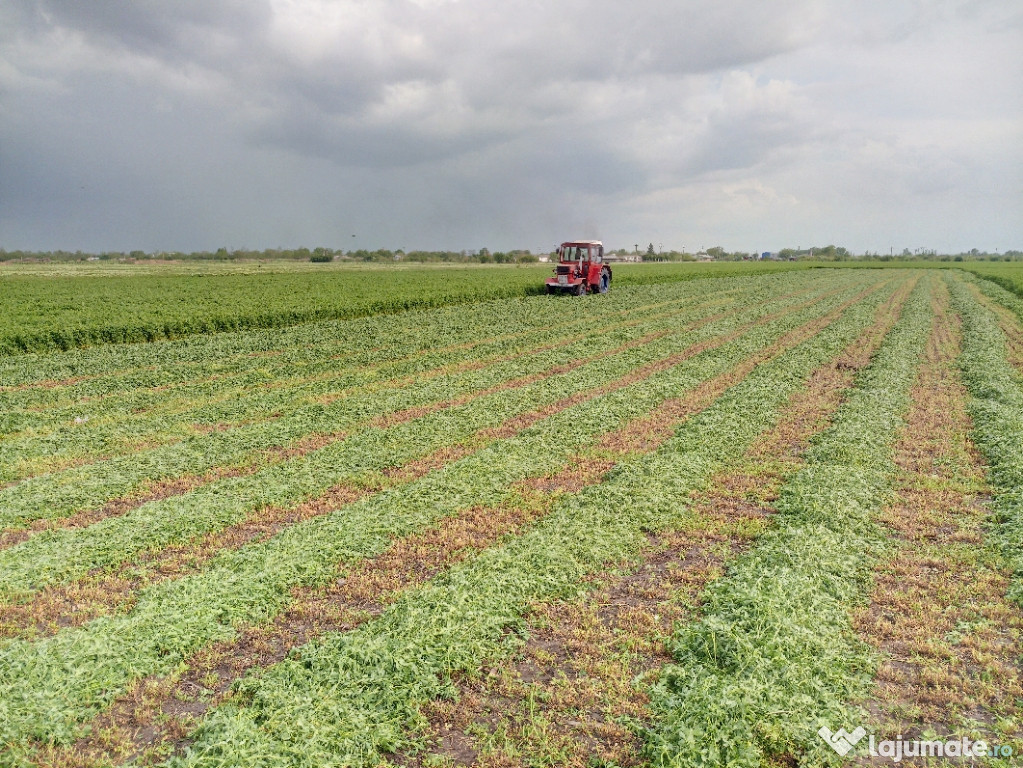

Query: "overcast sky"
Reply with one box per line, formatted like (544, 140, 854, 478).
(1, 0, 1020, 255)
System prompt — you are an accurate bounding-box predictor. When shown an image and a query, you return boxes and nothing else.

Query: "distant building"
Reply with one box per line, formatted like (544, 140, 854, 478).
(696, 252, 714, 262)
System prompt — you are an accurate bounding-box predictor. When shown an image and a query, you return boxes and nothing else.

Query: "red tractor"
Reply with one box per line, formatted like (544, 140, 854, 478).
(545, 240, 612, 296)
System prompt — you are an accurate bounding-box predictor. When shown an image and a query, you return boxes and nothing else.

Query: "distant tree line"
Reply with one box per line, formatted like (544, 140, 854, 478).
(617, 244, 1022, 263)
(0, 247, 541, 264)
(0, 245, 1018, 264)
(631, 245, 753, 262)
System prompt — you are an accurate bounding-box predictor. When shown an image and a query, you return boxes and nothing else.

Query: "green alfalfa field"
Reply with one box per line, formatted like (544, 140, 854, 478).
(0, 261, 1021, 767)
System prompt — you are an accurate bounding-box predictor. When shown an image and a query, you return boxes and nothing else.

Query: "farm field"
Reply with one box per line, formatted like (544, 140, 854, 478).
(0, 260, 813, 356)
(958, 261, 1023, 301)
(0, 267, 1022, 767)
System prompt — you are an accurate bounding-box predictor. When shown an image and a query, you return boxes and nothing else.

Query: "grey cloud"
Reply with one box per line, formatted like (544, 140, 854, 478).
(248, 111, 505, 168)
(30, 0, 272, 58)
(1, 0, 1019, 253)
(233, 2, 826, 178)
(439, 1, 822, 82)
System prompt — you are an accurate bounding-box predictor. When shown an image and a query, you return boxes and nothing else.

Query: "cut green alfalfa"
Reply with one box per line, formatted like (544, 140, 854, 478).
(0, 283, 664, 454)
(0, 274, 890, 759)
(0, 275, 851, 592)
(0, 310, 706, 526)
(155, 273, 892, 768)
(643, 274, 935, 768)
(0, 273, 806, 490)
(0, 274, 801, 527)
(0, 278, 713, 452)
(0, 293, 701, 490)
(0, 270, 740, 388)
(947, 272, 1023, 606)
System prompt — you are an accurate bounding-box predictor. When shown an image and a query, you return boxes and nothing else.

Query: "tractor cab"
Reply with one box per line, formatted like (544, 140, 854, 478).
(546, 240, 612, 296)
(559, 243, 598, 263)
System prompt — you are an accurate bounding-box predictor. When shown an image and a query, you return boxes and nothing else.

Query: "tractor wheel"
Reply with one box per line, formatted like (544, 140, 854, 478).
(598, 269, 611, 294)
(546, 285, 555, 295)
(575, 282, 586, 296)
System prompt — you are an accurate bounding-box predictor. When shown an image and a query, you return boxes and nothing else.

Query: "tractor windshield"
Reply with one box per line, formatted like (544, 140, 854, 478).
(560, 245, 588, 261)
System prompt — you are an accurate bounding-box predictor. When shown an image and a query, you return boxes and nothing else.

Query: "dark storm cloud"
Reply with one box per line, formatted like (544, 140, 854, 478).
(12, 0, 824, 156)
(24, 0, 272, 59)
